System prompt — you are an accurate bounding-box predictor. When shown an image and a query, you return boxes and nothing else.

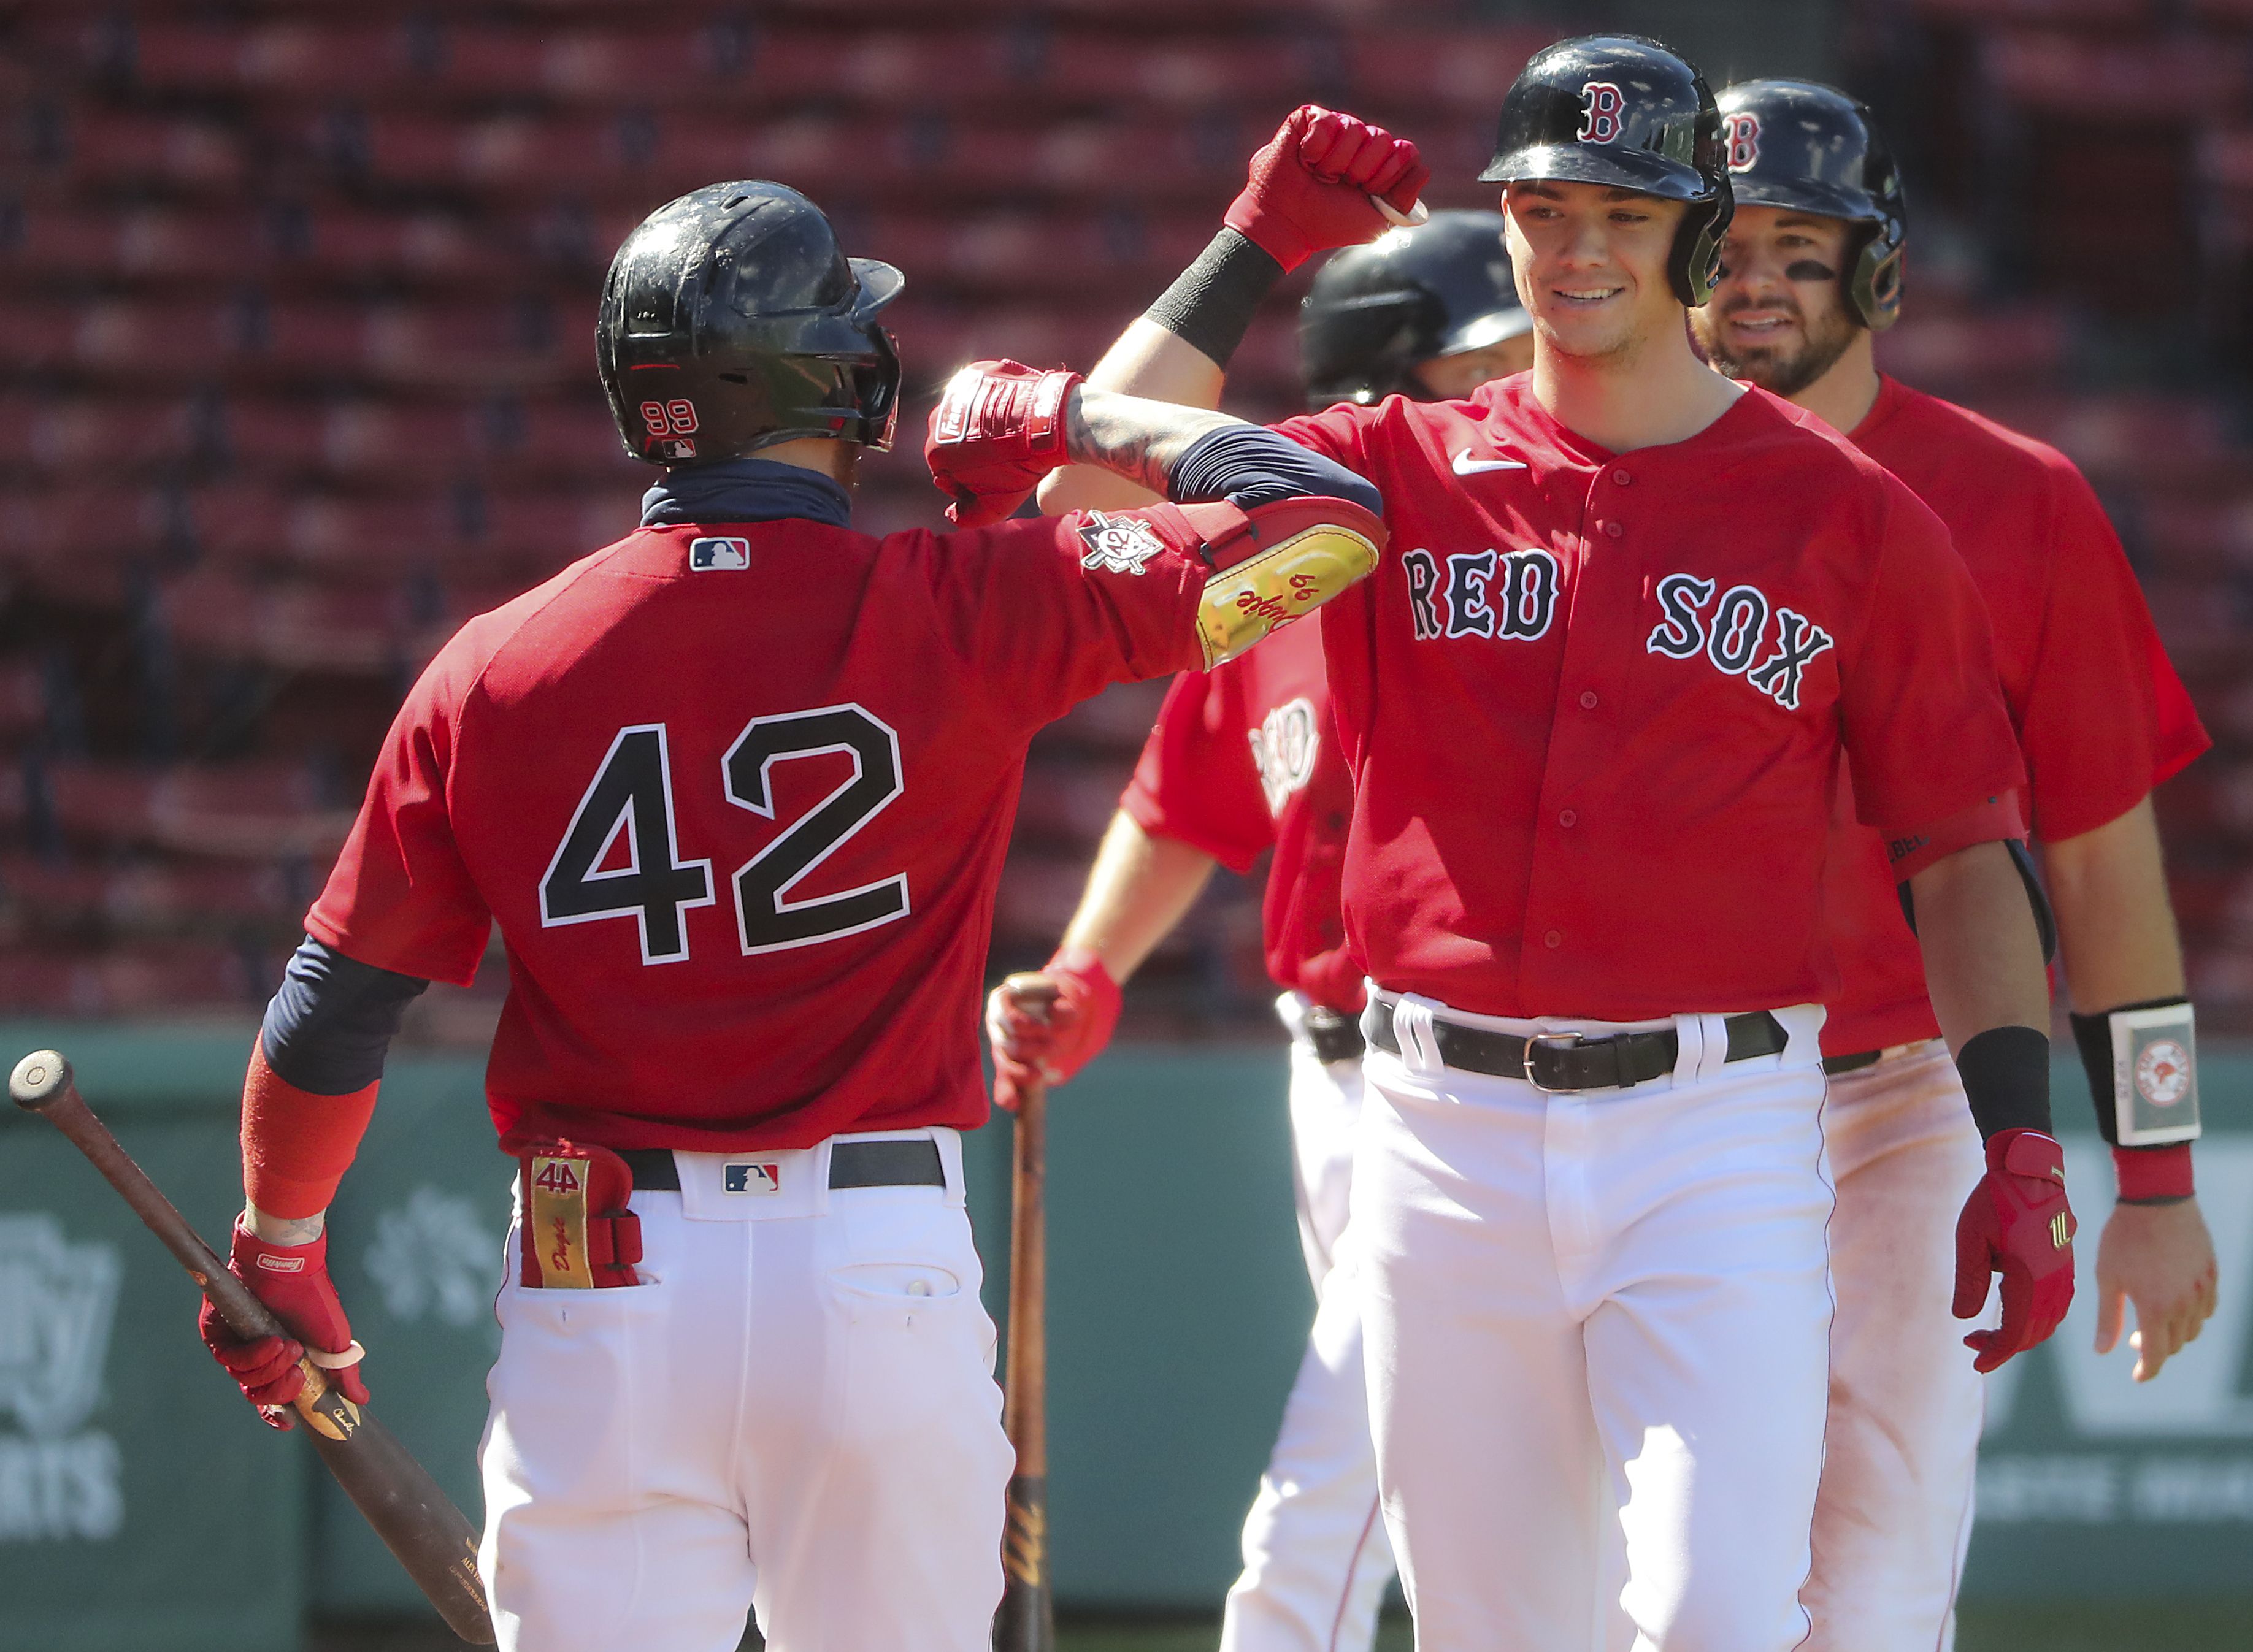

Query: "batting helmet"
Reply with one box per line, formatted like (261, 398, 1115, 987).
(597, 182, 904, 466)
(1715, 80, 1907, 331)
(1299, 212, 1531, 409)
(1480, 34, 1733, 307)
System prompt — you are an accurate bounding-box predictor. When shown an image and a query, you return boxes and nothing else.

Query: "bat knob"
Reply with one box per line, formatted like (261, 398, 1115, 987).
(10, 1050, 73, 1111)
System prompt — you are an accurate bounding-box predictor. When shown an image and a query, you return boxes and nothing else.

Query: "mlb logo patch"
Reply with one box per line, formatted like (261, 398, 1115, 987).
(724, 1161, 781, 1195)
(690, 536, 751, 572)
(661, 438, 699, 461)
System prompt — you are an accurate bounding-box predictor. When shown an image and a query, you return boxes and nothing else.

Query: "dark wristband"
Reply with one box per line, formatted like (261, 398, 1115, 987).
(2070, 995, 2190, 1147)
(1956, 1024, 2053, 1141)
(1143, 228, 1286, 370)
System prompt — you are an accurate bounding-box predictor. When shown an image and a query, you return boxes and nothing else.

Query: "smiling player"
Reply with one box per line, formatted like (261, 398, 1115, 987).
(1693, 78, 2218, 1650)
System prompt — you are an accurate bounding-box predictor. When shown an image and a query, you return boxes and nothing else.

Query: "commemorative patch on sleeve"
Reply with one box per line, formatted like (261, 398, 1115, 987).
(1077, 511, 1167, 575)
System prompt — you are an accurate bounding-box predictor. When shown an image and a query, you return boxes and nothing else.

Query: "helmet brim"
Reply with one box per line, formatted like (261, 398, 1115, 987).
(1438, 304, 1535, 356)
(1727, 178, 1886, 226)
(850, 258, 905, 316)
(1480, 142, 1716, 202)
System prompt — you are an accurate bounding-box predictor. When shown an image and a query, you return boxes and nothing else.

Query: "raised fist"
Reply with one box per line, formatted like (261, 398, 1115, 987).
(1953, 1128, 2076, 1373)
(926, 360, 1084, 528)
(1225, 105, 1430, 273)
(984, 948, 1122, 1111)
(198, 1218, 369, 1428)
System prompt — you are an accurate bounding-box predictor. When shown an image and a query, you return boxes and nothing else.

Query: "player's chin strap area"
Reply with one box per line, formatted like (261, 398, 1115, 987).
(1175, 495, 1387, 668)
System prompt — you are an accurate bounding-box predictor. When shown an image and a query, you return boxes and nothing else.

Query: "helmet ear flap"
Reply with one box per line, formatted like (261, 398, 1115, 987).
(1670, 189, 1733, 307)
(1851, 231, 1905, 331)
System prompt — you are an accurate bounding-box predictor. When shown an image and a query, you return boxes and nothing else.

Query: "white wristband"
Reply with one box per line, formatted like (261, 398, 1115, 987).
(2108, 1003, 2201, 1146)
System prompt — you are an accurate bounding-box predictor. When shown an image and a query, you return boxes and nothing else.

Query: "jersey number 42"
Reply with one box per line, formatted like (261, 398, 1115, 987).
(539, 705, 907, 965)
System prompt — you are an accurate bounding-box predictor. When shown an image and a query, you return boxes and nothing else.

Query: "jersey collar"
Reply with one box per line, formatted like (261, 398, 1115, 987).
(640, 457, 853, 531)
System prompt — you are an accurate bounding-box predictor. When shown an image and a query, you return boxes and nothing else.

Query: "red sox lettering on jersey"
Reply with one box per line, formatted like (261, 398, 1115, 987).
(1280, 375, 2025, 1020)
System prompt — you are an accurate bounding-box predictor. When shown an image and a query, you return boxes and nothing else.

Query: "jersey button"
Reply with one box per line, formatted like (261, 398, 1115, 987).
(1559, 809, 1577, 828)
(1603, 520, 1624, 538)
(1613, 468, 1632, 486)
(1579, 690, 1599, 709)
(1543, 929, 1563, 949)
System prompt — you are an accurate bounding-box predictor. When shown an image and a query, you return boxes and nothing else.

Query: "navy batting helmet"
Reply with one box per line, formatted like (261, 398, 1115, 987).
(1480, 34, 1733, 307)
(597, 182, 904, 466)
(1716, 80, 1907, 331)
(1299, 212, 1530, 409)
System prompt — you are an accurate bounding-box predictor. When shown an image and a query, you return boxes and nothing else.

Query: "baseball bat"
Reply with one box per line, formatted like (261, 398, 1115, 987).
(9, 1050, 496, 1646)
(994, 1069, 1054, 1652)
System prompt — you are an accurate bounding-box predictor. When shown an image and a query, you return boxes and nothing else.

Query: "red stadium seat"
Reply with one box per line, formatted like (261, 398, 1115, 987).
(1981, 30, 2251, 120)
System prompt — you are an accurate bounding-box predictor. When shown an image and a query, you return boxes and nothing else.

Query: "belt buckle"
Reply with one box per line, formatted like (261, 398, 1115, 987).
(1521, 1031, 1583, 1093)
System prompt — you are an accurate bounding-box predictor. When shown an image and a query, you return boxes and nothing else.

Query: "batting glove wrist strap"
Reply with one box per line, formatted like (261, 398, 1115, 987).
(2070, 996, 2200, 1149)
(1953, 1127, 2076, 1373)
(925, 361, 1084, 527)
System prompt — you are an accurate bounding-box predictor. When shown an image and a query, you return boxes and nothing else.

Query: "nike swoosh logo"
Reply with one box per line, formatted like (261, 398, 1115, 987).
(1451, 450, 1529, 475)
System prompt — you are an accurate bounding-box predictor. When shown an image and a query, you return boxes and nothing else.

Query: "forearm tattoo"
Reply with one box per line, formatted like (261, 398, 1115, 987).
(1063, 387, 1245, 495)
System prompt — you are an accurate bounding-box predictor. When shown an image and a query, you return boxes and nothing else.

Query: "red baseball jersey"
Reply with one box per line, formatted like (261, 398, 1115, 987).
(1118, 617, 1364, 1015)
(308, 508, 1217, 1151)
(1819, 377, 2213, 1055)
(1279, 376, 2024, 1022)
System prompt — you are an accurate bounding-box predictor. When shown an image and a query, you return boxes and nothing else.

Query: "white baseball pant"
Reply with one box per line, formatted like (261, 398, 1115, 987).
(1801, 1041, 1985, 1652)
(1219, 995, 1397, 1652)
(1356, 995, 1836, 1652)
(476, 1128, 1013, 1652)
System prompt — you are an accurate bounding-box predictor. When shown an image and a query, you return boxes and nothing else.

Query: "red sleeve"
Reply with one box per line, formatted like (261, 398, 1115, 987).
(2017, 461, 2214, 841)
(305, 641, 493, 987)
(1118, 662, 1277, 874)
(1272, 403, 1378, 470)
(931, 503, 1210, 734)
(1840, 476, 2027, 841)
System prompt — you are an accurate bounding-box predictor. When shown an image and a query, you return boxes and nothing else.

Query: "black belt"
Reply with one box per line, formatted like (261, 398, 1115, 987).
(1364, 997, 1787, 1092)
(1302, 1005, 1367, 1065)
(1822, 1049, 1883, 1077)
(618, 1139, 945, 1193)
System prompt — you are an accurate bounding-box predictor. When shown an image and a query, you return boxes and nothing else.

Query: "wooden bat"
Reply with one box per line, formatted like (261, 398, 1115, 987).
(9, 1050, 496, 1646)
(994, 1067, 1054, 1652)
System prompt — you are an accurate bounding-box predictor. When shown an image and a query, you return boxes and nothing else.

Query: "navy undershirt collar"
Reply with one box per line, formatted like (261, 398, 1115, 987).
(640, 457, 853, 530)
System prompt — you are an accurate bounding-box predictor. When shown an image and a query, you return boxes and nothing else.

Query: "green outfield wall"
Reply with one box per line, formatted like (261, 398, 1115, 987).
(0, 1023, 2247, 1645)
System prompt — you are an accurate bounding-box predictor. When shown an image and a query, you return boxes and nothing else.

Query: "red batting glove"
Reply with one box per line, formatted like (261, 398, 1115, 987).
(925, 360, 1084, 528)
(1953, 1128, 2077, 1373)
(1224, 105, 1430, 273)
(985, 947, 1123, 1111)
(198, 1218, 369, 1429)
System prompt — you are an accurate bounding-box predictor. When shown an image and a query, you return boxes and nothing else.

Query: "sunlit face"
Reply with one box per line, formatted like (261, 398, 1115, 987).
(1502, 180, 1687, 364)
(1692, 205, 1861, 397)
(1407, 332, 1537, 399)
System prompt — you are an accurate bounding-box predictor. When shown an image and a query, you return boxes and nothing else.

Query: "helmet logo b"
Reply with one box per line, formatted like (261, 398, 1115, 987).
(1578, 82, 1625, 143)
(1724, 112, 1762, 172)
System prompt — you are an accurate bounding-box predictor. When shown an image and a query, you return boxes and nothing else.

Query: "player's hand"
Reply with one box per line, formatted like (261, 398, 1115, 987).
(198, 1218, 369, 1429)
(926, 360, 1084, 528)
(2094, 1196, 2218, 1382)
(1952, 1128, 2076, 1373)
(1224, 105, 1430, 273)
(985, 948, 1123, 1110)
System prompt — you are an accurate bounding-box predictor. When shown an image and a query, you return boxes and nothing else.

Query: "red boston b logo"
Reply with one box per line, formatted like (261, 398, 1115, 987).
(1724, 112, 1762, 172)
(1579, 82, 1625, 143)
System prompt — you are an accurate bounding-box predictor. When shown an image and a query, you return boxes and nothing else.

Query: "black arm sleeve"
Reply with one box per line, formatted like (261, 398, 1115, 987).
(1143, 229, 1288, 370)
(259, 936, 430, 1095)
(1168, 424, 1383, 518)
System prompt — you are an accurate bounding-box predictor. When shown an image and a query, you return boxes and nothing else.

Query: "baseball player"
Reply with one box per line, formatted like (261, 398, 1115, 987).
(988, 213, 1531, 1652)
(1031, 37, 2073, 1650)
(188, 180, 1392, 1652)
(1691, 80, 2219, 1649)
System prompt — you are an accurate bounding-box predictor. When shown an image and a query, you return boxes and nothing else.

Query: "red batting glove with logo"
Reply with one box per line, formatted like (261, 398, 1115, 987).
(198, 1218, 369, 1428)
(925, 360, 1084, 528)
(1224, 105, 1430, 273)
(1953, 1128, 2077, 1373)
(985, 947, 1123, 1112)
